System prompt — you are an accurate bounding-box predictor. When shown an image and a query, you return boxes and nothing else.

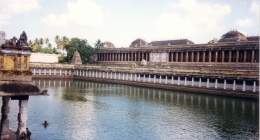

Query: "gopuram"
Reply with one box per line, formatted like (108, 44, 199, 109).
(0, 31, 46, 140)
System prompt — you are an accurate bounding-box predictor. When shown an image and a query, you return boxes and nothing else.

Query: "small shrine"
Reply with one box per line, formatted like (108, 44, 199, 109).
(71, 51, 82, 65)
(0, 31, 47, 140)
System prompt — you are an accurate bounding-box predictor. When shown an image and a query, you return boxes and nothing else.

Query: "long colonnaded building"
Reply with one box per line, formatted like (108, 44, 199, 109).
(90, 30, 259, 97)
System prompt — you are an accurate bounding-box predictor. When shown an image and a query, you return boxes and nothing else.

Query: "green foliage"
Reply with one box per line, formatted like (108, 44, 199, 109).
(63, 38, 95, 64)
(58, 54, 68, 63)
(29, 38, 59, 54)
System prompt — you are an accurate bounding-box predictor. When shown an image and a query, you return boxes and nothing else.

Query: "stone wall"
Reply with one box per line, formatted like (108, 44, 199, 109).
(30, 53, 60, 63)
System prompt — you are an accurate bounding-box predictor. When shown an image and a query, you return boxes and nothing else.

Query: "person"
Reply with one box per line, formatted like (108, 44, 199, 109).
(43, 120, 49, 126)
(26, 128, 31, 139)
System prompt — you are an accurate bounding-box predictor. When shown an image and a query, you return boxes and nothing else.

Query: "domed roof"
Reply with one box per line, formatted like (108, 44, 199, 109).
(102, 41, 115, 48)
(130, 38, 148, 48)
(219, 30, 248, 42)
(71, 51, 82, 64)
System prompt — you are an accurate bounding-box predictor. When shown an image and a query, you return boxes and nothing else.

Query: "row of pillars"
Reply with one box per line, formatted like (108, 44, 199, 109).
(169, 50, 259, 63)
(75, 70, 257, 92)
(98, 52, 149, 61)
(97, 49, 259, 63)
(0, 96, 29, 140)
(32, 68, 72, 75)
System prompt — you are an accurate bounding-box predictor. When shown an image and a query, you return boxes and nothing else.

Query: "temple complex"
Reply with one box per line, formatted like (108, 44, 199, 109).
(96, 30, 259, 71)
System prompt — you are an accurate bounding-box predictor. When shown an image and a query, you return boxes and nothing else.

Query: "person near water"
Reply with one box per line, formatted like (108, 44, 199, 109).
(26, 128, 31, 139)
(43, 120, 49, 126)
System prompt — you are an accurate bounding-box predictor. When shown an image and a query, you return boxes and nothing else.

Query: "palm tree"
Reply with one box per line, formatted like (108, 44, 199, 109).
(94, 39, 103, 53)
(34, 38, 39, 45)
(48, 43, 52, 48)
(39, 38, 43, 45)
(55, 35, 59, 43)
(45, 38, 49, 44)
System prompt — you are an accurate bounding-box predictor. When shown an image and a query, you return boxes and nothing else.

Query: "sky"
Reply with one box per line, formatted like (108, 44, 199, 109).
(0, 0, 259, 47)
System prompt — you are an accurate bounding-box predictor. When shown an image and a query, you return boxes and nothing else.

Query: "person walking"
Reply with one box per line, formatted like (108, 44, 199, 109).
(26, 128, 31, 140)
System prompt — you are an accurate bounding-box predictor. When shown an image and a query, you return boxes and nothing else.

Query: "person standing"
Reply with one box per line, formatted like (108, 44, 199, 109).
(26, 128, 31, 140)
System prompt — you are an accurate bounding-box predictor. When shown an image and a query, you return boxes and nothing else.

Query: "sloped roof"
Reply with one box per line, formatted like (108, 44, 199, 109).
(246, 36, 259, 41)
(149, 39, 194, 46)
(219, 30, 248, 42)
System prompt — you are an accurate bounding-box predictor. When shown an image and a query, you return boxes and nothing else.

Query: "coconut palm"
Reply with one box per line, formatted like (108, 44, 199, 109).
(45, 38, 49, 44)
(94, 39, 103, 53)
(39, 38, 43, 45)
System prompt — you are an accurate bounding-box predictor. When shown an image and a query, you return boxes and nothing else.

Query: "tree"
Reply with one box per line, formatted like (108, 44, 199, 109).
(45, 38, 49, 44)
(59, 37, 94, 64)
(94, 39, 103, 53)
(39, 38, 43, 45)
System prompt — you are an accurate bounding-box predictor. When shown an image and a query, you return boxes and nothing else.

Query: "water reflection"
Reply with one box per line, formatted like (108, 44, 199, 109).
(11, 79, 258, 139)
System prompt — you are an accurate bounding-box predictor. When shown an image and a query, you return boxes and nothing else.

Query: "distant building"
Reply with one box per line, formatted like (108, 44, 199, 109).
(0, 31, 6, 46)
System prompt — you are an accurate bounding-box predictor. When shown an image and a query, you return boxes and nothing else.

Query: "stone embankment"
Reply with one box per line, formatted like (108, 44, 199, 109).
(30, 63, 259, 99)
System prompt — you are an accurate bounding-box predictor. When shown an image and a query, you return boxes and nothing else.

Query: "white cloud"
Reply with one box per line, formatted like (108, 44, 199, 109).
(236, 1, 258, 28)
(235, 18, 254, 28)
(154, 0, 231, 43)
(41, 0, 103, 27)
(250, 0, 259, 14)
(0, 0, 41, 27)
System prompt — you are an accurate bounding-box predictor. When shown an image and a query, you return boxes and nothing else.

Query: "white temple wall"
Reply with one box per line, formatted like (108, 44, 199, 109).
(30, 53, 60, 63)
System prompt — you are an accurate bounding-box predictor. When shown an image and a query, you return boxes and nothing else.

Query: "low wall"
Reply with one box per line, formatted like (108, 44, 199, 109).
(74, 76, 258, 99)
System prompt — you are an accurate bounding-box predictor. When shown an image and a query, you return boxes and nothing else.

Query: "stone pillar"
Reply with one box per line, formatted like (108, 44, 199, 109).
(118, 73, 121, 79)
(39, 69, 41, 75)
(171, 53, 173, 62)
(184, 77, 187, 86)
(121, 53, 124, 61)
(236, 50, 239, 63)
(143, 74, 145, 82)
(176, 52, 178, 62)
(148, 75, 150, 82)
(127, 53, 130, 61)
(228, 51, 232, 62)
(215, 51, 218, 62)
(253, 81, 256, 92)
(138, 74, 140, 81)
(215, 79, 218, 88)
(165, 76, 167, 84)
(203, 52, 206, 62)
(16, 98, 29, 140)
(126, 73, 128, 80)
(242, 80, 246, 91)
(122, 73, 125, 80)
(135, 74, 137, 81)
(199, 78, 201, 87)
(107, 72, 109, 78)
(251, 50, 255, 63)
(110, 72, 112, 79)
(130, 73, 132, 81)
(60, 69, 62, 75)
(186, 52, 188, 62)
(243, 50, 247, 62)
(138, 53, 141, 61)
(191, 77, 194, 86)
(65, 69, 67, 75)
(92, 71, 94, 77)
(76, 70, 78, 76)
(131, 53, 133, 61)
(206, 78, 209, 88)
(171, 76, 174, 84)
(178, 77, 180, 85)
(0, 97, 10, 140)
(54, 69, 56, 75)
(233, 80, 236, 90)
(224, 79, 226, 89)
(191, 52, 194, 62)
(33, 68, 35, 75)
(209, 51, 212, 62)
(44, 69, 46, 75)
(114, 72, 117, 79)
(222, 51, 225, 62)
(180, 52, 183, 62)
(159, 75, 162, 83)
(197, 52, 200, 62)
(154, 75, 156, 83)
